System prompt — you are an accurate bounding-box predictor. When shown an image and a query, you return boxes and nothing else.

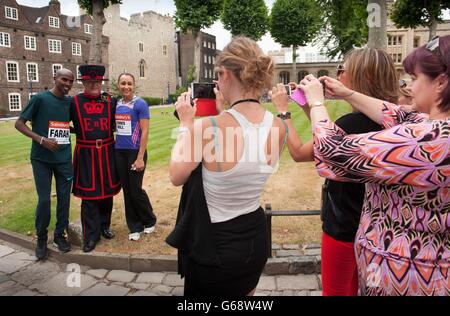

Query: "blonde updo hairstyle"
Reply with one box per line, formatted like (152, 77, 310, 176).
(215, 36, 273, 96)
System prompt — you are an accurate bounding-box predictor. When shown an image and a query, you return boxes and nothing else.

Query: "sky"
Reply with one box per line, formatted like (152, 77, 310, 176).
(16, 0, 450, 54)
(16, 0, 280, 53)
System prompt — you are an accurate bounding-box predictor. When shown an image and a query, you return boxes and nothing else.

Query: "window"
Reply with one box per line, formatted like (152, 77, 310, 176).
(212, 43, 215, 50)
(388, 35, 403, 47)
(48, 39, 62, 53)
(212, 56, 216, 64)
(279, 71, 290, 84)
(29, 93, 38, 100)
(397, 54, 403, 63)
(84, 23, 93, 34)
(76, 65, 82, 83)
(24, 36, 36, 50)
(318, 70, 329, 77)
(52, 64, 63, 77)
(208, 42, 211, 49)
(298, 71, 308, 82)
(204, 55, 208, 63)
(162, 45, 167, 56)
(49, 16, 60, 28)
(203, 41, 207, 48)
(139, 42, 144, 52)
(139, 60, 146, 78)
(209, 69, 213, 79)
(6, 61, 19, 82)
(414, 37, 420, 48)
(26, 63, 39, 82)
(9, 93, 21, 111)
(72, 42, 81, 56)
(5, 6, 18, 20)
(204, 68, 208, 79)
(0, 32, 11, 47)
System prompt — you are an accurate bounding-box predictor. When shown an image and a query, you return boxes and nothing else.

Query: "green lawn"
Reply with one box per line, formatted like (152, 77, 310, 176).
(0, 100, 351, 234)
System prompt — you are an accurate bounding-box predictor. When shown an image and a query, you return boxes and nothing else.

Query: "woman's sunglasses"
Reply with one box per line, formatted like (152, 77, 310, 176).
(426, 36, 446, 68)
(337, 64, 345, 76)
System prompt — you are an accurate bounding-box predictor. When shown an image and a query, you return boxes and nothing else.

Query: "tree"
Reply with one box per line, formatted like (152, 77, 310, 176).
(270, 0, 321, 82)
(391, 0, 450, 41)
(174, 0, 224, 82)
(317, 0, 368, 59)
(221, 0, 269, 41)
(367, 0, 387, 50)
(78, 0, 122, 64)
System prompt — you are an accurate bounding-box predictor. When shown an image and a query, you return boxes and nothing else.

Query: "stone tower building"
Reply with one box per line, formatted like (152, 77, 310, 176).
(103, 4, 177, 100)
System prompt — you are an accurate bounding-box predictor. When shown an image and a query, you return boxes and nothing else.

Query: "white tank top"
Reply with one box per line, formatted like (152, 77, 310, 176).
(203, 109, 276, 224)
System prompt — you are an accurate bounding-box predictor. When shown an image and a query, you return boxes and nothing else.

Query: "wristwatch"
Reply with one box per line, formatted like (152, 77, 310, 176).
(277, 112, 291, 120)
(309, 101, 325, 109)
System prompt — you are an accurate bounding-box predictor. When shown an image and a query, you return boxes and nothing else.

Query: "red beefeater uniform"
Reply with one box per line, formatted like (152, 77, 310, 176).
(71, 92, 121, 199)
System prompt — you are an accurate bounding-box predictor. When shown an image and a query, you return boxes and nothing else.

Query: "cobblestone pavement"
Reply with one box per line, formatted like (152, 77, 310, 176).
(0, 240, 322, 296)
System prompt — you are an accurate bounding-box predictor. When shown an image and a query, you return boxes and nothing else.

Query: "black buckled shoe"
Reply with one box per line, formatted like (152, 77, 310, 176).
(35, 239, 48, 261)
(101, 229, 115, 240)
(83, 240, 96, 253)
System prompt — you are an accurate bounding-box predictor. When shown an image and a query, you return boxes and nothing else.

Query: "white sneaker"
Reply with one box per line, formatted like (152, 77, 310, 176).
(143, 226, 155, 234)
(129, 232, 141, 241)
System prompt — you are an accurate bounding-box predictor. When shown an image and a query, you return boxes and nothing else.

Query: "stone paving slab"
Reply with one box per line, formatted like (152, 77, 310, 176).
(162, 273, 184, 287)
(276, 275, 319, 291)
(257, 276, 277, 291)
(80, 283, 130, 296)
(31, 272, 97, 296)
(106, 270, 136, 283)
(135, 272, 165, 284)
(0, 252, 35, 274)
(0, 246, 15, 258)
(86, 269, 108, 279)
(0, 281, 27, 296)
(11, 261, 60, 287)
(0, 239, 323, 296)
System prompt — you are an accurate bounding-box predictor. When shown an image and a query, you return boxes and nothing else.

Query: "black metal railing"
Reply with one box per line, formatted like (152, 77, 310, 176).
(264, 204, 321, 258)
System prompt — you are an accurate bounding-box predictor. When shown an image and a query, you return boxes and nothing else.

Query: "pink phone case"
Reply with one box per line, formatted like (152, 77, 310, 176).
(290, 88, 307, 107)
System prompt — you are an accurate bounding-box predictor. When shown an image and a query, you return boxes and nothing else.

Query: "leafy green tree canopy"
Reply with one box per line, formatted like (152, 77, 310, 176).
(221, 0, 269, 41)
(391, 0, 448, 29)
(77, 0, 122, 15)
(174, 0, 224, 35)
(317, 0, 368, 59)
(270, 0, 322, 47)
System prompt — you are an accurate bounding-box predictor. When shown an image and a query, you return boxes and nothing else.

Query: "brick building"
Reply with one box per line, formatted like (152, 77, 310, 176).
(176, 30, 218, 87)
(0, 0, 109, 117)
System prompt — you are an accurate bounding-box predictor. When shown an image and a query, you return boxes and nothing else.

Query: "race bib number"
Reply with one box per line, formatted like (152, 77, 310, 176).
(48, 121, 70, 145)
(116, 114, 132, 136)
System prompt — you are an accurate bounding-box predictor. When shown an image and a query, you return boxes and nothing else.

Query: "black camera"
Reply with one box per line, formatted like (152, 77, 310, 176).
(191, 83, 216, 99)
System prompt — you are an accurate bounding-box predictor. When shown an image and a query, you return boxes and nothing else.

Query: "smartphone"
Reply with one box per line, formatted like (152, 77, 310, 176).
(284, 85, 292, 96)
(290, 81, 327, 107)
(290, 88, 307, 106)
(191, 83, 216, 99)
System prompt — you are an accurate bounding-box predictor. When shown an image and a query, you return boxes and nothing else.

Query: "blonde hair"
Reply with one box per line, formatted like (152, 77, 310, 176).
(344, 48, 399, 103)
(215, 36, 273, 95)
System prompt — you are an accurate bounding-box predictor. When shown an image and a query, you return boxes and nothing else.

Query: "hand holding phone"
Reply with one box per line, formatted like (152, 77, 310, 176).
(290, 88, 307, 106)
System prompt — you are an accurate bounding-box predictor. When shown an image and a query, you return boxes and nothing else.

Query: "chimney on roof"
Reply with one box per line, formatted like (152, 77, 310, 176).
(49, 0, 61, 14)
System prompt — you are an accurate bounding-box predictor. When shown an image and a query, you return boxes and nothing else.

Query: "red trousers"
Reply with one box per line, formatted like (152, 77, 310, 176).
(321, 232, 358, 296)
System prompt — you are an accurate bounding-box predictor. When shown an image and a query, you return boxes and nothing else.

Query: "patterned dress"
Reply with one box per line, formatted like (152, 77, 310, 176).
(313, 103, 449, 296)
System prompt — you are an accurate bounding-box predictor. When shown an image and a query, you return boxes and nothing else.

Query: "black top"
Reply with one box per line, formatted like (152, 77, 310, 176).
(166, 165, 220, 277)
(321, 112, 382, 242)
